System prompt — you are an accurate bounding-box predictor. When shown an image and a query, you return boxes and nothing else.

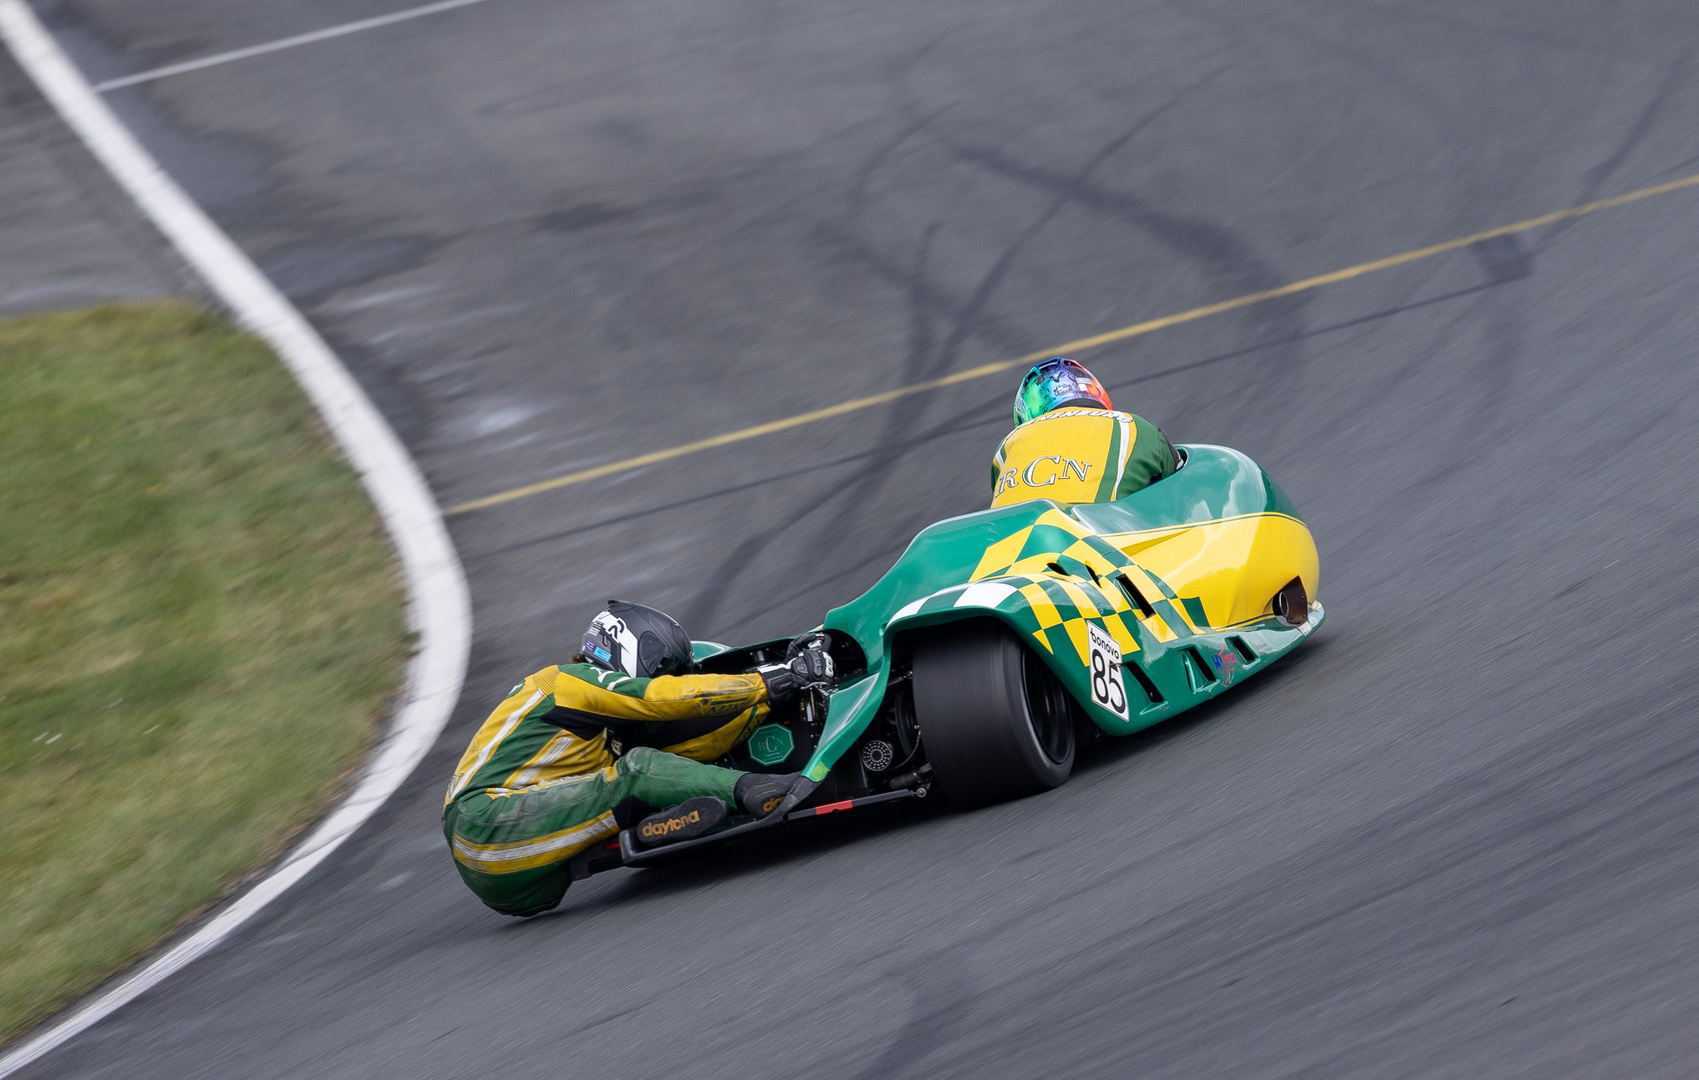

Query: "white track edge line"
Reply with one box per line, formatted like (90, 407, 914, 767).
(93, 0, 490, 92)
(0, 2, 471, 1075)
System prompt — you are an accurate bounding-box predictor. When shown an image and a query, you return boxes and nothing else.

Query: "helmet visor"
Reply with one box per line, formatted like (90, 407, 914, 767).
(1014, 358, 1111, 425)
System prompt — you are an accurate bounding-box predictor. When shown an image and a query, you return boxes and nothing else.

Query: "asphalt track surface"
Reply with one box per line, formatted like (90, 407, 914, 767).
(15, 1, 1699, 1077)
(0, 44, 179, 313)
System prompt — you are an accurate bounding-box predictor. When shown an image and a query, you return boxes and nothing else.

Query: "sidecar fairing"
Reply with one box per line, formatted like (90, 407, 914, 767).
(614, 444, 1321, 866)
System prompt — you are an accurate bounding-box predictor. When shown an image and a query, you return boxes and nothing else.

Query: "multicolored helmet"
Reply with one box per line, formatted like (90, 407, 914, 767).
(581, 601, 695, 678)
(1012, 357, 1112, 426)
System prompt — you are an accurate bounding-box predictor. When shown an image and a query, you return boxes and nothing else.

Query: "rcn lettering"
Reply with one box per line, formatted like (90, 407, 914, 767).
(995, 456, 1092, 498)
(640, 808, 702, 838)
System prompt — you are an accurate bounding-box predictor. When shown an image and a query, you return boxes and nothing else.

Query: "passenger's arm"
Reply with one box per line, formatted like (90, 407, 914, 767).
(552, 664, 767, 723)
(657, 703, 770, 761)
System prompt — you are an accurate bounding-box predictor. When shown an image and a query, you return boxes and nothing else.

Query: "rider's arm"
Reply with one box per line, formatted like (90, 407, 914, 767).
(1115, 414, 1179, 498)
(550, 663, 767, 723)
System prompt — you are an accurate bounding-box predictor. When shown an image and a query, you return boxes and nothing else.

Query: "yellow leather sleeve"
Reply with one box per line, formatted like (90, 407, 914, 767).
(553, 664, 769, 722)
(658, 703, 771, 761)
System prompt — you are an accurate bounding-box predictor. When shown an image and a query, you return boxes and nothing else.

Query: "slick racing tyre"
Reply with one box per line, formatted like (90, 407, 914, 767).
(912, 619, 1075, 809)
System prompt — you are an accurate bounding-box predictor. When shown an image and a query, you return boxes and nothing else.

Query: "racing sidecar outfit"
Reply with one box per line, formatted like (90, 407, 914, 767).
(990, 407, 1178, 508)
(443, 663, 769, 916)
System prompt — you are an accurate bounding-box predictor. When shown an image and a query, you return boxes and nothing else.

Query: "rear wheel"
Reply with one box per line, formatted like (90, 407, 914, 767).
(912, 620, 1076, 809)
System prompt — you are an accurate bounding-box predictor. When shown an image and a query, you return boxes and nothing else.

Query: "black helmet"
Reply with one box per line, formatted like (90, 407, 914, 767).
(580, 601, 695, 678)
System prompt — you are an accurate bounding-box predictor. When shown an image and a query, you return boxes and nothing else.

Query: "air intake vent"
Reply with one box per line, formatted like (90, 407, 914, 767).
(1127, 662, 1164, 705)
(1113, 572, 1157, 618)
(1181, 647, 1217, 692)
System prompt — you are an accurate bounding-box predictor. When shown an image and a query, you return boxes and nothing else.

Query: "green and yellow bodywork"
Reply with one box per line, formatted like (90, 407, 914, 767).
(801, 445, 1323, 782)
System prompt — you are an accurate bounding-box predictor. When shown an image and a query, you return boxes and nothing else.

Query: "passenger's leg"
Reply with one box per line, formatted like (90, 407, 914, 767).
(444, 752, 750, 913)
(620, 748, 802, 823)
(445, 771, 623, 916)
(609, 746, 742, 809)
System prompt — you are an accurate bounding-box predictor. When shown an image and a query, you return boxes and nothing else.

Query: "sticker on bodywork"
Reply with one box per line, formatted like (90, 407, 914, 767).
(1212, 648, 1239, 686)
(747, 724, 795, 766)
(1085, 620, 1130, 720)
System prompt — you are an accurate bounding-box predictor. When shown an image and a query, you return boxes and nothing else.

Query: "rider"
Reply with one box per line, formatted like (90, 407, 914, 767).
(991, 357, 1178, 507)
(442, 601, 832, 917)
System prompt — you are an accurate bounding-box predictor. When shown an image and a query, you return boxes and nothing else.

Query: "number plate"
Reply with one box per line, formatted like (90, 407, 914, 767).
(1085, 621, 1130, 720)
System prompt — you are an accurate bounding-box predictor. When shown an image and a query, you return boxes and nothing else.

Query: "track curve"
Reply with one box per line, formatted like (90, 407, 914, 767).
(15, 1, 1699, 1076)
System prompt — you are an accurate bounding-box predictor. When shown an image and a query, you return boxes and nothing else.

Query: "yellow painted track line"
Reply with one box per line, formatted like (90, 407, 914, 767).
(445, 170, 1699, 515)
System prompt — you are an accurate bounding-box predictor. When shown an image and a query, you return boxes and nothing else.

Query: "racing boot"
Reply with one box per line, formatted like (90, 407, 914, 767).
(634, 796, 727, 848)
(735, 772, 802, 819)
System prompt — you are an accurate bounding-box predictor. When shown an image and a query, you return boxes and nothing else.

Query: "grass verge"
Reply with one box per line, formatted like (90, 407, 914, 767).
(0, 301, 408, 1043)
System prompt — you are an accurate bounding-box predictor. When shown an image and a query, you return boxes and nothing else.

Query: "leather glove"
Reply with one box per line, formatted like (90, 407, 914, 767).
(756, 634, 836, 703)
(785, 633, 835, 685)
(755, 662, 800, 703)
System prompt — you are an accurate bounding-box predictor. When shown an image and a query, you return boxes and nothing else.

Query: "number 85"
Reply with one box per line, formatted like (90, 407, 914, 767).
(1091, 649, 1125, 712)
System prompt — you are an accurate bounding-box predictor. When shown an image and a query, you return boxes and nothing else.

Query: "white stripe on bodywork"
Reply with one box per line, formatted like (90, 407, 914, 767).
(955, 582, 1017, 609)
(890, 597, 926, 623)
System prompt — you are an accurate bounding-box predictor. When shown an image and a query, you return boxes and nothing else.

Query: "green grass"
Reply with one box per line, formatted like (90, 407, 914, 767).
(0, 301, 408, 1043)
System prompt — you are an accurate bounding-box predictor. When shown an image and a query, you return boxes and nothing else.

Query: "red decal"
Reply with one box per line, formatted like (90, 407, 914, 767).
(815, 799, 855, 816)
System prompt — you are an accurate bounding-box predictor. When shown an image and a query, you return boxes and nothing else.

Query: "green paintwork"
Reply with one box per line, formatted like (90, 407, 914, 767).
(690, 640, 734, 662)
(747, 723, 796, 766)
(798, 445, 1323, 782)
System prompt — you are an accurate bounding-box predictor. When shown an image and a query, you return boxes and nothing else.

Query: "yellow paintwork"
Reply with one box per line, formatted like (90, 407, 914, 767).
(1103, 512, 1319, 629)
(963, 503, 1315, 636)
(974, 528, 1030, 579)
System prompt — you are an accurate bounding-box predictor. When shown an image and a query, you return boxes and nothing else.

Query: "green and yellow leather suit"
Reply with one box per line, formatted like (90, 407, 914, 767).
(443, 663, 769, 915)
(991, 407, 1177, 507)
